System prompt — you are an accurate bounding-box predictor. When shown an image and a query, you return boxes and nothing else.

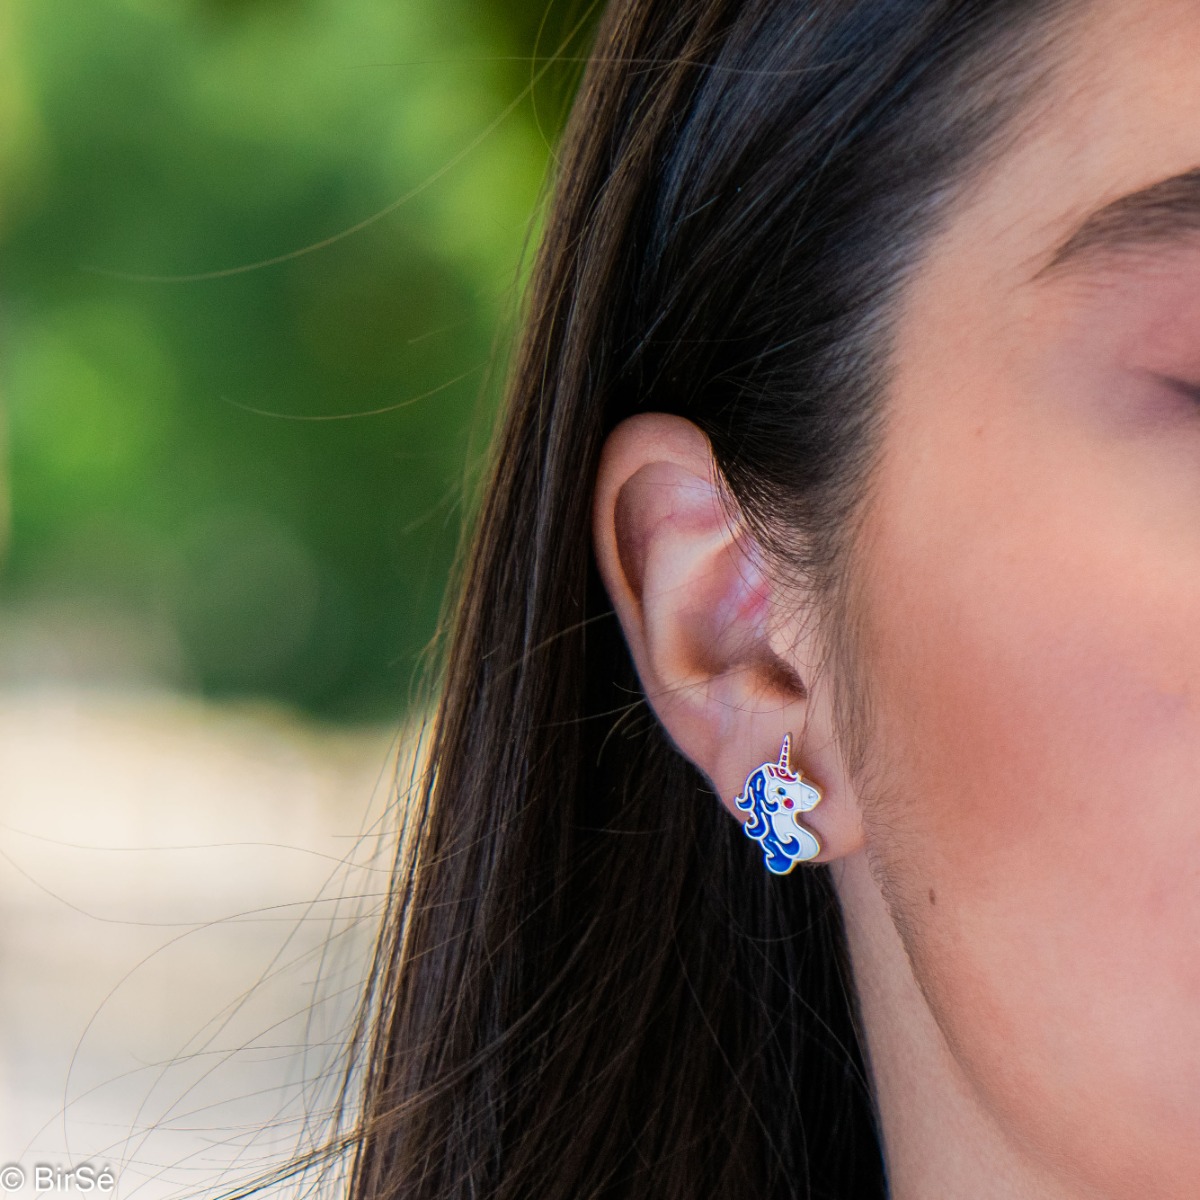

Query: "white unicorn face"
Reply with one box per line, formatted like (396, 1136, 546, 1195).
(763, 770, 822, 814)
(762, 769, 822, 863)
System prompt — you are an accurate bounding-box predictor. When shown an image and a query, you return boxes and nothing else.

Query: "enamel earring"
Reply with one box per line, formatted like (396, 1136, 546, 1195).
(734, 734, 823, 875)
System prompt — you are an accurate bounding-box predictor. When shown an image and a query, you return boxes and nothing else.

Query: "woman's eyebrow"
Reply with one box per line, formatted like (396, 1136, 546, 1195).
(1033, 166, 1200, 281)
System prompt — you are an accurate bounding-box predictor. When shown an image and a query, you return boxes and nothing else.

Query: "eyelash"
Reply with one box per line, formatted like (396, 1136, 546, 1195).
(1152, 374, 1200, 405)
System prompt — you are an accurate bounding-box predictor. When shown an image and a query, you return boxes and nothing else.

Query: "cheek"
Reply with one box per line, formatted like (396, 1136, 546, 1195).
(860, 432, 1200, 1182)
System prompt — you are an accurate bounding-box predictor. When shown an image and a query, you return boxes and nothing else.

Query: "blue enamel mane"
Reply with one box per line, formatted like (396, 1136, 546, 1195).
(735, 765, 802, 875)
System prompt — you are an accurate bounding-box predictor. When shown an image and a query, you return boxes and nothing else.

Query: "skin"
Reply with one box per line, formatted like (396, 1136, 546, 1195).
(593, 2, 1200, 1197)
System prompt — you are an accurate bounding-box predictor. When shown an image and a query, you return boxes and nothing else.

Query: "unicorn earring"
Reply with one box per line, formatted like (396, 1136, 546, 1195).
(733, 734, 823, 874)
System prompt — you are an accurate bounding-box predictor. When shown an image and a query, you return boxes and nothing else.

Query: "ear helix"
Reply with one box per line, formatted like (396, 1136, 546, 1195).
(732, 733, 824, 874)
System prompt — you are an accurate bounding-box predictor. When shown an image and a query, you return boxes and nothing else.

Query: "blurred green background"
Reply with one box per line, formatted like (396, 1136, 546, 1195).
(0, 0, 588, 719)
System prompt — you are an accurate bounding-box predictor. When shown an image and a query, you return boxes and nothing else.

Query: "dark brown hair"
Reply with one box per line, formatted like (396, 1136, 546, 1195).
(344, 1, 1075, 1196)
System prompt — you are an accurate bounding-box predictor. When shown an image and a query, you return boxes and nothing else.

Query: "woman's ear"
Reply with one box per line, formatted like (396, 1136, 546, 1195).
(592, 412, 864, 862)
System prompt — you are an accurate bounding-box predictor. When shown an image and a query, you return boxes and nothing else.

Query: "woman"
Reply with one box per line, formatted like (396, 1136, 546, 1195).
(346, 0, 1200, 1195)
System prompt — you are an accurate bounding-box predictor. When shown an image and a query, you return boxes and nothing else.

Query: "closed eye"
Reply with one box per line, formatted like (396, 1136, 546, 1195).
(1146, 372, 1200, 405)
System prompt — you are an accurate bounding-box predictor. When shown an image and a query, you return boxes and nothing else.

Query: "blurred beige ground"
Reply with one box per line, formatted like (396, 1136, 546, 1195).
(0, 687, 405, 1199)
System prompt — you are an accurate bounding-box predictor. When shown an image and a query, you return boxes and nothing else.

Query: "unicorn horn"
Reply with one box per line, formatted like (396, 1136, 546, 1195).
(778, 733, 792, 771)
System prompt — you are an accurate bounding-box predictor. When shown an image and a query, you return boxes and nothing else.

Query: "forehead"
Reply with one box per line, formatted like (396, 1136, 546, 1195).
(864, 0, 1200, 474)
(933, 0, 1200, 296)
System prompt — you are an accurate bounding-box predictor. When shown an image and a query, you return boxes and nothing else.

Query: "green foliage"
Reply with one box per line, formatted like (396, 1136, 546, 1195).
(1, 0, 584, 717)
